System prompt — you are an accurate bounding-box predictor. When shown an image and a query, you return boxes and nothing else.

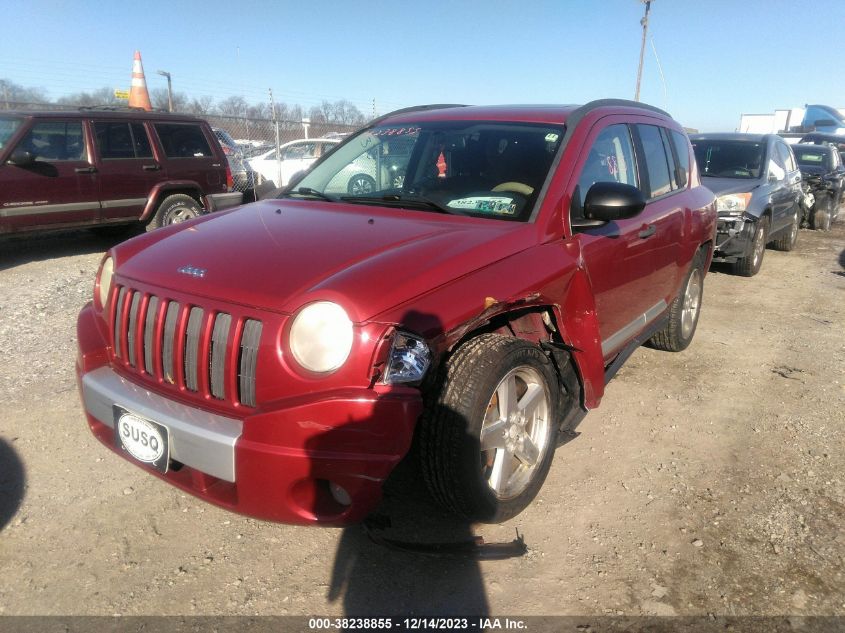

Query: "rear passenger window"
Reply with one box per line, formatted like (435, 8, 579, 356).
(636, 124, 674, 198)
(573, 124, 638, 219)
(154, 124, 212, 158)
(95, 122, 153, 159)
(17, 121, 85, 161)
(670, 130, 690, 188)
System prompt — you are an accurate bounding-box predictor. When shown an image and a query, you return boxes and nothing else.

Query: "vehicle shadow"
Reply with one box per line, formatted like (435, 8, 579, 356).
(0, 227, 140, 272)
(315, 309, 523, 618)
(325, 442, 493, 618)
(0, 438, 26, 531)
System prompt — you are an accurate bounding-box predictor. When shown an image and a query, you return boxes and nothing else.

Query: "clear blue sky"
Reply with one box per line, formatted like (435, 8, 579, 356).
(1, 0, 842, 131)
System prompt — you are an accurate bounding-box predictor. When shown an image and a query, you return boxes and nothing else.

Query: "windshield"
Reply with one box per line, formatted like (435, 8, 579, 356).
(0, 116, 22, 151)
(794, 148, 829, 169)
(692, 140, 765, 179)
(292, 120, 565, 221)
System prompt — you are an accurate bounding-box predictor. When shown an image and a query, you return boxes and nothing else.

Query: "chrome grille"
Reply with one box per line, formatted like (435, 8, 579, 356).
(184, 307, 204, 392)
(162, 301, 180, 384)
(210, 313, 231, 400)
(127, 292, 141, 367)
(238, 320, 262, 408)
(143, 297, 159, 375)
(111, 285, 262, 407)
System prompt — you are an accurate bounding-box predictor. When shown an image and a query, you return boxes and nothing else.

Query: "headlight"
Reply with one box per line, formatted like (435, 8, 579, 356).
(289, 301, 353, 373)
(383, 332, 431, 384)
(716, 193, 752, 214)
(95, 256, 114, 310)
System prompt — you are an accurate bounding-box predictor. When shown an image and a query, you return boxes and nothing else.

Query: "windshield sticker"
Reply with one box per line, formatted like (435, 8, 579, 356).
(545, 133, 559, 143)
(371, 127, 421, 137)
(447, 196, 518, 215)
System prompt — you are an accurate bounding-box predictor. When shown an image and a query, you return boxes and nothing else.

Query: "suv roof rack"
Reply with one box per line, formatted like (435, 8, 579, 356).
(368, 104, 466, 127)
(77, 105, 166, 112)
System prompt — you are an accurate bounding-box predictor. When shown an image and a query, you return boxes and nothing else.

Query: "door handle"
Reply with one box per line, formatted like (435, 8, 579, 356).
(638, 224, 656, 239)
(142, 164, 161, 171)
(74, 166, 97, 174)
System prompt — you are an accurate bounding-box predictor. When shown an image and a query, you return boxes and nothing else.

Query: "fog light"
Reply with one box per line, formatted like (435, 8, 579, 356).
(329, 481, 352, 506)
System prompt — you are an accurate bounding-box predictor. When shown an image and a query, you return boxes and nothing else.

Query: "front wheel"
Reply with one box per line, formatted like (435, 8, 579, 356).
(732, 216, 768, 277)
(146, 194, 203, 232)
(419, 334, 561, 522)
(812, 199, 832, 231)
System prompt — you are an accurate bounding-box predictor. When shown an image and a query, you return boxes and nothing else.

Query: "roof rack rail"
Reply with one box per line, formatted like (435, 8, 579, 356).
(367, 103, 466, 127)
(77, 105, 165, 112)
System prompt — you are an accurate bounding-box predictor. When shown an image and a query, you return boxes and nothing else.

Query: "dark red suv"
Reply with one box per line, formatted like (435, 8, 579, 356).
(0, 109, 242, 235)
(76, 100, 716, 525)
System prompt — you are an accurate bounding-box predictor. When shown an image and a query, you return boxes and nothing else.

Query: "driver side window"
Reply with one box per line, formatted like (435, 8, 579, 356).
(572, 124, 638, 221)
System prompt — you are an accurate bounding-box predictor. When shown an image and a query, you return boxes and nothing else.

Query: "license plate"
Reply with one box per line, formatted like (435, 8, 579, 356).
(113, 405, 170, 474)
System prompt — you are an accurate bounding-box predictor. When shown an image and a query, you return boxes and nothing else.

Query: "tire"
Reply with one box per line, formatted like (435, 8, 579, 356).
(419, 334, 561, 522)
(649, 249, 705, 352)
(347, 174, 376, 195)
(772, 209, 800, 251)
(812, 199, 832, 231)
(732, 215, 768, 277)
(146, 194, 203, 232)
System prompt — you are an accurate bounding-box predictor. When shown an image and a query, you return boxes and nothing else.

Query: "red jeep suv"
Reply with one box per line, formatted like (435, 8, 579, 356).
(76, 100, 716, 525)
(0, 109, 242, 235)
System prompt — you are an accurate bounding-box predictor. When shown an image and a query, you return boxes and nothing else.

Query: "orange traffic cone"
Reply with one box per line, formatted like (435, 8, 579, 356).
(128, 50, 153, 111)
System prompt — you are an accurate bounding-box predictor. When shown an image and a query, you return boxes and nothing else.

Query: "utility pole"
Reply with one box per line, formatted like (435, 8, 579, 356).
(156, 70, 173, 112)
(269, 88, 282, 187)
(634, 0, 652, 102)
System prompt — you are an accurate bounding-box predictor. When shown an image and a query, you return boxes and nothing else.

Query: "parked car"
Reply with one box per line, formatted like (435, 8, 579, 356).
(212, 127, 259, 201)
(799, 132, 845, 162)
(0, 109, 242, 235)
(248, 138, 339, 187)
(77, 100, 716, 525)
(690, 133, 802, 276)
(323, 137, 413, 195)
(792, 142, 844, 230)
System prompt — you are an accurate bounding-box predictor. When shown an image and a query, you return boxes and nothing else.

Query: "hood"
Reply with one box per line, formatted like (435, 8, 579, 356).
(798, 165, 827, 177)
(115, 200, 533, 322)
(700, 176, 762, 197)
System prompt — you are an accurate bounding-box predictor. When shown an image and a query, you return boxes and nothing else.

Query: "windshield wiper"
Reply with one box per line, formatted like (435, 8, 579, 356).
(281, 187, 338, 202)
(339, 194, 455, 214)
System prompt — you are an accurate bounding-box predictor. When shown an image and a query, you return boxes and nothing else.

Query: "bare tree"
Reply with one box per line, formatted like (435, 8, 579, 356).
(56, 87, 121, 107)
(0, 79, 49, 108)
(217, 95, 248, 117)
(151, 88, 188, 112)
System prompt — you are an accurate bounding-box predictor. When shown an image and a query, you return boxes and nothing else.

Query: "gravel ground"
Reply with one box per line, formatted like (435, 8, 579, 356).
(0, 223, 843, 618)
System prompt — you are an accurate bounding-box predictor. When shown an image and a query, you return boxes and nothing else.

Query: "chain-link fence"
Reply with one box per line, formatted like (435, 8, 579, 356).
(4, 101, 364, 200)
(204, 113, 361, 200)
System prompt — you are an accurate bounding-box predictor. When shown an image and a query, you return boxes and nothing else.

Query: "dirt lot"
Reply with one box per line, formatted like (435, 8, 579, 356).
(0, 223, 843, 619)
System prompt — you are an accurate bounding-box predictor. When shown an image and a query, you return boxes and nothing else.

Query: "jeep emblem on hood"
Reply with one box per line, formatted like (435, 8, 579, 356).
(177, 265, 206, 278)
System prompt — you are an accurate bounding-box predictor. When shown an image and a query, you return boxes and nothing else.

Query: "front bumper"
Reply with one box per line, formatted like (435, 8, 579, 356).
(206, 191, 243, 212)
(712, 214, 754, 262)
(76, 304, 423, 525)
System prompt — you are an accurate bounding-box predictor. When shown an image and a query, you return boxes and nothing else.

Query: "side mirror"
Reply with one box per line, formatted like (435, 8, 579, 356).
(768, 173, 778, 184)
(583, 182, 646, 222)
(8, 150, 35, 166)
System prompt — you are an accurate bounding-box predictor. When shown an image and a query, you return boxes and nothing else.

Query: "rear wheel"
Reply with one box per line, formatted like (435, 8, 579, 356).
(649, 250, 705, 352)
(732, 216, 768, 277)
(772, 209, 799, 251)
(419, 334, 561, 522)
(146, 194, 203, 232)
(347, 174, 376, 195)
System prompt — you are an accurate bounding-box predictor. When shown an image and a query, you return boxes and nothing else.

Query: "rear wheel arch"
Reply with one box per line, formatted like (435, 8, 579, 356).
(140, 186, 205, 223)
